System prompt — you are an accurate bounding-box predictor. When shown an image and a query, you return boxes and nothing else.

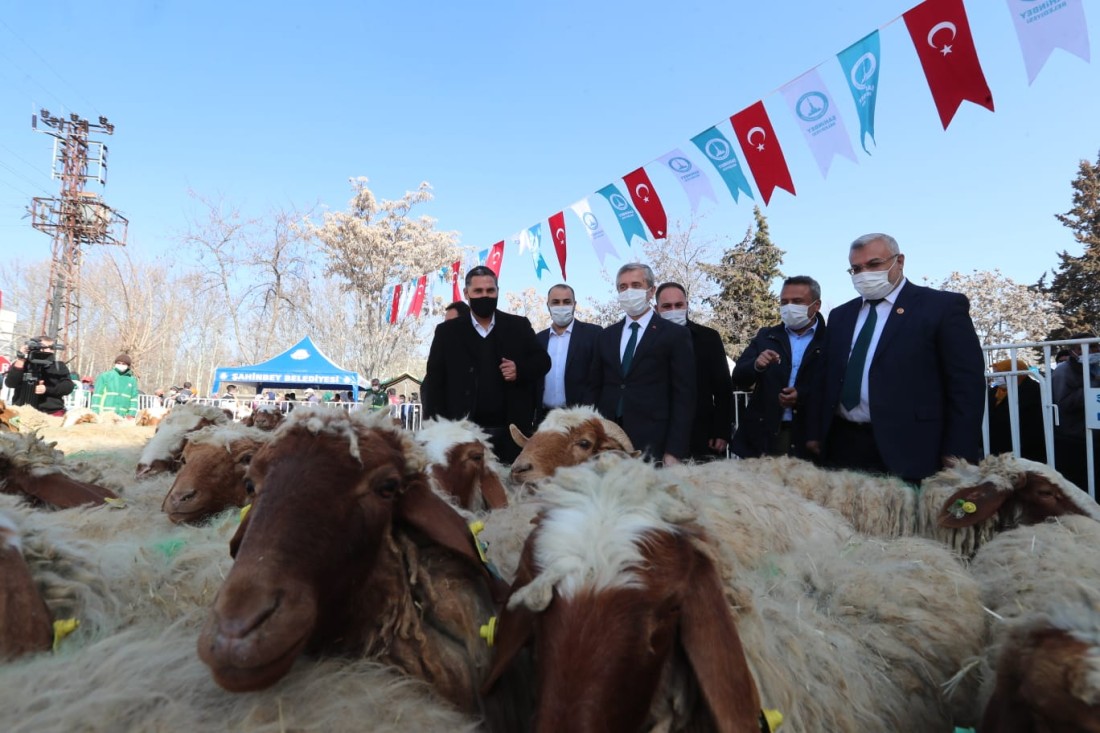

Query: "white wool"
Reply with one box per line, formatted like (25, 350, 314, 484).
(515, 454, 682, 607)
(184, 422, 269, 450)
(536, 405, 605, 434)
(417, 418, 492, 467)
(137, 404, 228, 466)
(274, 407, 428, 473)
(0, 511, 21, 551)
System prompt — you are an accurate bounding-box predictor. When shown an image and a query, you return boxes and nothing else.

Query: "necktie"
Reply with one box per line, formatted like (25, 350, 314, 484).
(621, 322, 640, 376)
(617, 322, 640, 418)
(840, 300, 882, 410)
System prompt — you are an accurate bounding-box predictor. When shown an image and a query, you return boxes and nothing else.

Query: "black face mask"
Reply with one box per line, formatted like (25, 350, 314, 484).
(469, 296, 498, 319)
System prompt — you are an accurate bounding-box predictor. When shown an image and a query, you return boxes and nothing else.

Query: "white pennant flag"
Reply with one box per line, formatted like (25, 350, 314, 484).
(396, 280, 414, 322)
(780, 68, 857, 178)
(657, 148, 718, 212)
(569, 198, 618, 266)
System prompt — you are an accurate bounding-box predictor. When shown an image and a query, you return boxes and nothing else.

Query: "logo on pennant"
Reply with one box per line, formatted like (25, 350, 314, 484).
(691, 127, 755, 203)
(1006, 0, 1091, 84)
(658, 148, 717, 213)
(795, 92, 829, 122)
(838, 32, 882, 154)
(781, 69, 857, 178)
(570, 198, 619, 266)
(597, 184, 648, 248)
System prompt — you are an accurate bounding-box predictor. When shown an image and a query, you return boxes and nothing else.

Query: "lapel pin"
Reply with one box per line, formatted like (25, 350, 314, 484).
(896, 307, 905, 315)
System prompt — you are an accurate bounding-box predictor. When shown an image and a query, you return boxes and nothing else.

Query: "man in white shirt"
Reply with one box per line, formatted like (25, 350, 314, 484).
(534, 283, 602, 425)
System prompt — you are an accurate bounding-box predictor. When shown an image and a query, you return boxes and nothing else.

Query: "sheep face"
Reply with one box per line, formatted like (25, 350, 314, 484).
(430, 440, 508, 510)
(247, 408, 284, 432)
(0, 516, 53, 659)
(982, 623, 1100, 733)
(0, 401, 17, 432)
(509, 417, 635, 485)
(161, 437, 263, 524)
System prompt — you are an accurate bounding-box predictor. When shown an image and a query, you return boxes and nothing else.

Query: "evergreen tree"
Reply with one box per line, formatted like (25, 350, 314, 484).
(1041, 150, 1100, 337)
(700, 206, 785, 352)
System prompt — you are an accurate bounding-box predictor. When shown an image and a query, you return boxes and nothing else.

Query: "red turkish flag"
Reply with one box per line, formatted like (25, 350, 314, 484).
(450, 261, 461, 302)
(623, 167, 668, 239)
(388, 284, 402, 325)
(730, 101, 795, 205)
(407, 275, 428, 318)
(903, 0, 994, 130)
(486, 240, 505, 277)
(548, 211, 567, 279)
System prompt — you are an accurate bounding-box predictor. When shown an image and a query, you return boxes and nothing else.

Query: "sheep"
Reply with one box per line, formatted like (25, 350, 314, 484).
(509, 406, 637, 485)
(135, 403, 229, 478)
(61, 408, 125, 428)
(418, 418, 510, 510)
(135, 405, 169, 427)
(198, 407, 524, 728)
(240, 404, 284, 431)
(160, 423, 270, 524)
(0, 512, 52, 659)
(483, 453, 985, 732)
(0, 431, 119, 508)
(963, 515, 1100, 730)
(0, 400, 20, 432)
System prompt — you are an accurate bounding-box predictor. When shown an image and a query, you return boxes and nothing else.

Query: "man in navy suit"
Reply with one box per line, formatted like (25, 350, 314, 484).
(806, 233, 985, 483)
(590, 263, 696, 464)
(534, 283, 602, 425)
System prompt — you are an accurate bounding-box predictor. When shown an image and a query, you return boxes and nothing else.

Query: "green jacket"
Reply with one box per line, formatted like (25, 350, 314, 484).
(92, 367, 140, 417)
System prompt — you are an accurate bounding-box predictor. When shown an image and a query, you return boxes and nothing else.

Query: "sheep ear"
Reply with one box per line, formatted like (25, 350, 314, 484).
(396, 479, 509, 601)
(228, 508, 250, 558)
(481, 542, 539, 695)
(937, 482, 1007, 528)
(0, 543, 54, 659)
(480, 468, 509, 510)
(679, 549, 762, 733)
(10, 472, 117, 509)
(979, 680, 1028, 733)
(509, 424, 529, 448)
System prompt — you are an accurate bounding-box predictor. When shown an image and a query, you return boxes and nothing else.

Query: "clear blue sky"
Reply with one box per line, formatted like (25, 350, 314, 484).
(1, 0, 1097, 321)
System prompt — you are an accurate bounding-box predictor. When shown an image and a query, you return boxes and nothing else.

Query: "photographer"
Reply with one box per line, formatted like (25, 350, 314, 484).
(3, 336, 74, 416)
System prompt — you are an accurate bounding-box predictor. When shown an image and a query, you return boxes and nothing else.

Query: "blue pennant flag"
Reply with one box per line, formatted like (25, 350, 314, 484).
(690, 127, 754, 203)
(534, 252, 550, 279)
(596, 183, 648, 247)
(837, 31, 881, 155)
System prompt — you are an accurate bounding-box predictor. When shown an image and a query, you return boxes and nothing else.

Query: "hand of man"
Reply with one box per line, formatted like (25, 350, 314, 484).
(806, 440, 821, 456)
(34, 380, 46, 395)
(778, 386, 798, 408)
(499, 358, 517, 382)
(754, 349, 781, 371)
(708, 438, 728, 453)
(662, 453, 681, 467)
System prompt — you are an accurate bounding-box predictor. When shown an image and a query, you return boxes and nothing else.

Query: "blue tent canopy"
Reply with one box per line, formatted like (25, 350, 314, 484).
(211, 336, 365, 400)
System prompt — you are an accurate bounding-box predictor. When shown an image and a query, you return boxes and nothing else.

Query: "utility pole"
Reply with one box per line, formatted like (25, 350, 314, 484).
(29, 109, 127, 362)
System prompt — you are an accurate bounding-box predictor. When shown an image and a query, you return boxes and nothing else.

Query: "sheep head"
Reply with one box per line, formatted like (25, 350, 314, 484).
(243, 407, 284, 432)
(136, 405, 228, 478)
(419, 418, 508, 510)
(510, 407, 637, 486)
(0, 400, 17, 433)
(161, 427, 268, 524)
(0, 432, 118, 508)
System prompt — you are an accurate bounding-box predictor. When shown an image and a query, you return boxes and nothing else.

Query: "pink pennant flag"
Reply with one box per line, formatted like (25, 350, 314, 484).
(388, 284, 403, 325)
(1005, 0, 1090, 84)
(406, 275, 428, 318)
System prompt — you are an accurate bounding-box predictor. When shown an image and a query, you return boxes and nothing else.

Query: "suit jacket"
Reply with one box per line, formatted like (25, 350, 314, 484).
(535, 319, 602, 408)
(589, 313, 696, 460)
(421, 311, 551, 435)
(730, 315, 827, 459)
(686, 320, 733, 457)
(807, 282, 985, 482)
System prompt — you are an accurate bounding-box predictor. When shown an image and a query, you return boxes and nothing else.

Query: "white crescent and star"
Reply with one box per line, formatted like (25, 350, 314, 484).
(555, 227, 566, 243)
(747, 126, 766, 152)
(634, 183, 651, 203)
(927, 21, 956, 56)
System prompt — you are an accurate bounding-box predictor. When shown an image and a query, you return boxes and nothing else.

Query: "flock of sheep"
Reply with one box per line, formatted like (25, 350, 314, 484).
(1, 399, 1098, 732)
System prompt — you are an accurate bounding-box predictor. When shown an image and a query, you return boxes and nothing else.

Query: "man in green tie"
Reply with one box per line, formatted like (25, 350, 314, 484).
(589, 262, 697, 465)
(805, 233, 985, 482)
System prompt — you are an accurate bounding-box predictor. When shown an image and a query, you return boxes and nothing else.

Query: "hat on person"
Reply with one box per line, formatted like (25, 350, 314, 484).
(305, 388, 315, 394)
(114, 353, 132, 366)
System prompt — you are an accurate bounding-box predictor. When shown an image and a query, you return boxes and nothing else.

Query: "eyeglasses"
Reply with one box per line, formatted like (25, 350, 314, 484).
(846, 254, 898, 276)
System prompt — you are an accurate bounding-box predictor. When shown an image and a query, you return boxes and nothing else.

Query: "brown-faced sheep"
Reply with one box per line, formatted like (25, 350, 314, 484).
(509, 406, 636, 485)
(135, 405, 169, 427)
(135, 403, 229, 478)
(240, 404, 284, 431)
(0, 400, 19, 432)
(418, 418, 510, 510)
(160, 424, 269, 524)
(484, 453, 985, 733)
(0, 432, 118, 508)
(198, 408, 521, 727)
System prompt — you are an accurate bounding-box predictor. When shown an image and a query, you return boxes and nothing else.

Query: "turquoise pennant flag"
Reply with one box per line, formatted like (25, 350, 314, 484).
(690, 127, 754, 203)
(837, 31, 881, 155)
(597, 183, 648, 247)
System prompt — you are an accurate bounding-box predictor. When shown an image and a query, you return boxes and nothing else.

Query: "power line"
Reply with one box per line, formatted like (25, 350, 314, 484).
(0, 159, 51, 196)
(0, 18, 100, 116)
(0, 48, 70, 114)
(0, 141, 52, 182)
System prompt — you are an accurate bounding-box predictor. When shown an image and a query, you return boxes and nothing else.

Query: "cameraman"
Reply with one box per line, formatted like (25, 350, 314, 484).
(3, 336, 74, 416)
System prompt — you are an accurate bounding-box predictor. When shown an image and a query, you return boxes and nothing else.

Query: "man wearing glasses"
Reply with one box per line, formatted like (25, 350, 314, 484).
(805, 233, 984, 483)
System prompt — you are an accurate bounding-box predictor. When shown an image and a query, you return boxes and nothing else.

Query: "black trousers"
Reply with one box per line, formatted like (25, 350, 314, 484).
(824, 417, 889, 475)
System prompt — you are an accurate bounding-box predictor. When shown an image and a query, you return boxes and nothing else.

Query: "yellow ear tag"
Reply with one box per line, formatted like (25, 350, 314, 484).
(480, 616, 497, 647)
(52, 618, 80, 651)
(469, 520, 489, 564)
(239, 504, 252, 522)
(762, 709, 784, 731)
(961, 501, 977, 514)
(103, 497, 127, 510)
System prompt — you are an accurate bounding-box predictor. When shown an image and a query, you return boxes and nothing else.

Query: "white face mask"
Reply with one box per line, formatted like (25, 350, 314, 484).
(851, 264, 898, 300)
(660, 308, 688, 326)
(114, 364, 128, 373)
(780, 304, 813, 331)
(990, 376, 1007, 388)
(618, 288, 650, 318)
(548, 306, 575, 328)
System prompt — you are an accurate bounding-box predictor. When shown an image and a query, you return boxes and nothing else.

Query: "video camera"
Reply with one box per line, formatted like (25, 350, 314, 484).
(20, 338, 65, 368)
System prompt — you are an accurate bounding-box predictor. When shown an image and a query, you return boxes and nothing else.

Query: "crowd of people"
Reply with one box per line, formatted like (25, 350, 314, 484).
(4, 232, 1097, 495)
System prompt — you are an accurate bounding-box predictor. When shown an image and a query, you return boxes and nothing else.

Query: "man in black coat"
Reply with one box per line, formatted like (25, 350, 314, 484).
(534, 283, 602, 425)
(3, 336, 74, 415)
(730, 276, 826, 459)
(655, 282, 732, 461)
(589, 263, 696, 464)
(421, 266, 551, 464)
